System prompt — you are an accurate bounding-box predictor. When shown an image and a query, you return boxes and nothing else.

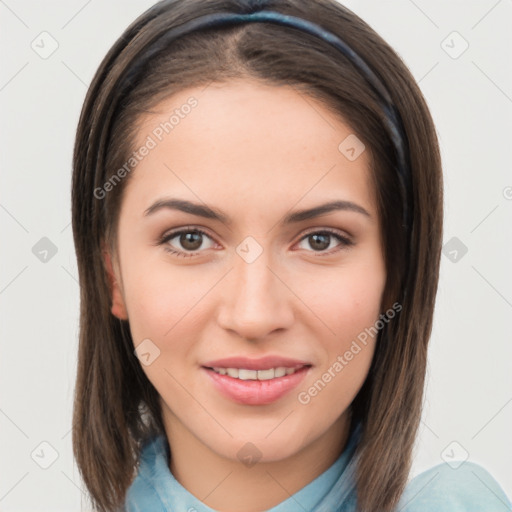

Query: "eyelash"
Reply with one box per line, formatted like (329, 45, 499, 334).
(157, 226, 354, 258)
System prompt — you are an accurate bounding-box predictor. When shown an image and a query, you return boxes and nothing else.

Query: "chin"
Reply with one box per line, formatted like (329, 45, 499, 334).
(212, 423, 318, 464)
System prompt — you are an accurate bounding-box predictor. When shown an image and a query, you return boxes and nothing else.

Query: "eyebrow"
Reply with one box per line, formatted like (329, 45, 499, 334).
(143, 198, 371, 224)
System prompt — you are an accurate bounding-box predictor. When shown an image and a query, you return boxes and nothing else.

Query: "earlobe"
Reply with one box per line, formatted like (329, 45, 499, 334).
(102, 247, 129, 320)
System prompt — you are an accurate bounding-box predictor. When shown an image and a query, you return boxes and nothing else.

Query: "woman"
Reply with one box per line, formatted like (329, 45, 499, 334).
(70, 0, 511, 510)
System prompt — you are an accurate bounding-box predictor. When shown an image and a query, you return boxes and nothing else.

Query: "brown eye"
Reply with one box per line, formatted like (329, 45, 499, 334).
(159, 228, 216, 257)
(308, 233, 331, 251)
(179, 231, 203, 251)
(297, 229, 353, 254)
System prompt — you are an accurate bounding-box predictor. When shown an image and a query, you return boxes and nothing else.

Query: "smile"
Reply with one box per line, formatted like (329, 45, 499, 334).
(209, 366, 301, 380)
(202, 364, 311, 405)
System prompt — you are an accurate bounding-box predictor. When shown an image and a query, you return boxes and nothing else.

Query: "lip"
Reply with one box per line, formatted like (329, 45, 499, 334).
(202, 362, 311, 406)
(202, 355, 311, 371)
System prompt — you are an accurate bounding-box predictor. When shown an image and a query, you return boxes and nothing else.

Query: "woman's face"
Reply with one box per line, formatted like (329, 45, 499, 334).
(106, 79, 386, 464)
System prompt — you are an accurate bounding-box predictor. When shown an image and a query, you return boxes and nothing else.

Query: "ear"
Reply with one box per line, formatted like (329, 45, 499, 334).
(102, 246, 128, 320)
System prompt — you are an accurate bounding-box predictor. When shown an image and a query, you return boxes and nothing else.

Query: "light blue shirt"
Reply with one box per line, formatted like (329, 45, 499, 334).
(124, 423, 511, 511)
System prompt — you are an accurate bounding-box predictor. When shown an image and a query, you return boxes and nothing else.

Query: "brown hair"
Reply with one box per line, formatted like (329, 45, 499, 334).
(71, 0, 443, 511)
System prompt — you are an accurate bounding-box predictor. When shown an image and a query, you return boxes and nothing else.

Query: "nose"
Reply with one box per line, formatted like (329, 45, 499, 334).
(216, 245, 295, 341)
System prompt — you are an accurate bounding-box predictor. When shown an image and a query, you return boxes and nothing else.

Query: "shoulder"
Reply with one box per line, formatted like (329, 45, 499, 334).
(397, 461, 512, 511)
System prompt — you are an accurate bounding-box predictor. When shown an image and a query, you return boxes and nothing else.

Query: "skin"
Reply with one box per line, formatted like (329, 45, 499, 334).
(104, 79, 386, 512)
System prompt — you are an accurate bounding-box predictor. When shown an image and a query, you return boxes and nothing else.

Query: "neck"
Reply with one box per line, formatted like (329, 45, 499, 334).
(162, 408, 352, 512)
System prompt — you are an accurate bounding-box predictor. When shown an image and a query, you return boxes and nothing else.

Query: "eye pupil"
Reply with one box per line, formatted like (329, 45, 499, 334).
(180, 231, 202, 250)
(309, 233, 330, 251)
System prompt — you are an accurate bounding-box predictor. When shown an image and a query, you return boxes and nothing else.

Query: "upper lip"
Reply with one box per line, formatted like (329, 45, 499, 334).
(202, 356, 312, 371)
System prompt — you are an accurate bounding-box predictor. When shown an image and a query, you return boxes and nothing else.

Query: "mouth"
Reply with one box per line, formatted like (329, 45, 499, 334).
(201, 357, 312, 405)
(206, 365, 306, 380)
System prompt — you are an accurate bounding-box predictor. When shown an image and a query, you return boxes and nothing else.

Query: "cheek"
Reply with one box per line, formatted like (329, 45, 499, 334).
(121, 254, 214, 343)
(120, 259, 213, 394)
(293, 257, 385, 406)
(297, 259, 385, 342)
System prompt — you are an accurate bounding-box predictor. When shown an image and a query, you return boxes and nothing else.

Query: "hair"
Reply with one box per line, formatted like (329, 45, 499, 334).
(71, 1, 443, 511)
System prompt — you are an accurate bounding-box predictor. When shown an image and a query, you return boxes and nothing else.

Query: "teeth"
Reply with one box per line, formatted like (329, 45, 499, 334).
(257, 369, 275, 380)
(226, 368, 239, 378)
(274, 367, 286, 378)
(212, 366, 303, 380)
(238, 369, 258, 380)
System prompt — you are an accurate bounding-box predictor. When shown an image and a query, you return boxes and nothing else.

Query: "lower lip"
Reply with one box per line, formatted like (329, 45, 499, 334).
(202, 366, 310, 405)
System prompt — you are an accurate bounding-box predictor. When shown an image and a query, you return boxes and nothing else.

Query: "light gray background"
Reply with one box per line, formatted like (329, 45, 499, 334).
(1, 1, 511, 510)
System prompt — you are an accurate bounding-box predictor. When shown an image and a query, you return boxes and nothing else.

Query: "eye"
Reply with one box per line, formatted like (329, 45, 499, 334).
(157, 227, 354, 258)
(296, 229, 353, 255)
(158, 227, 216, 257)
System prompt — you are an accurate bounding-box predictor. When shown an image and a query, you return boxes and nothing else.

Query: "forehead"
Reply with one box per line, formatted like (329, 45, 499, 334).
(125, 79, 375, 217)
